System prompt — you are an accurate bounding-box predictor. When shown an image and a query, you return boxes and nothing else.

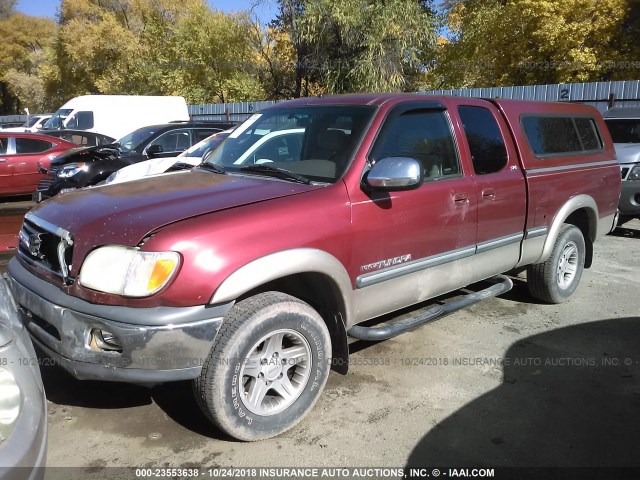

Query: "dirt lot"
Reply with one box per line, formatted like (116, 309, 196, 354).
(1, 209, 639, 473)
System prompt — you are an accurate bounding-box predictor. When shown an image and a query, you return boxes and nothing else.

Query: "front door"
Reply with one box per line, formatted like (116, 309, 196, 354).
(348, 103, 478, 322)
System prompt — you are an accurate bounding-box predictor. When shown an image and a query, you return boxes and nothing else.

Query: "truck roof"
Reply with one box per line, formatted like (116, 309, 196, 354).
(265, 93, 602, 115)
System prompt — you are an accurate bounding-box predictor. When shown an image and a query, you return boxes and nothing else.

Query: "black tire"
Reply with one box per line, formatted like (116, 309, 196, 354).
(193, 292, 331, 441)
(527, 224, 586, 304)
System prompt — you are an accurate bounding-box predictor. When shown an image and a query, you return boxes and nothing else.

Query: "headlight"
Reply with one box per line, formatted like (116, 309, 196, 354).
(628, 165, 640, 181)
(57, 162, 88, 178)
(0, 368, 21, 443)
(79, 246, 180, 297)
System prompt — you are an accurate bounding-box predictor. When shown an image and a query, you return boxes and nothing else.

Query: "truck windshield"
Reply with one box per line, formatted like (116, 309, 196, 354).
(44, 109, 72, 129)
(605, 119, 640, 144)
(118, 126, 159, 153)
(205, 106, 375, 183)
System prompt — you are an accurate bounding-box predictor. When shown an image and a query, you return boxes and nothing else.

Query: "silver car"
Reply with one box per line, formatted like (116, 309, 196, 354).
(603, 107, 640, 223)
(0, 275, 47, 480)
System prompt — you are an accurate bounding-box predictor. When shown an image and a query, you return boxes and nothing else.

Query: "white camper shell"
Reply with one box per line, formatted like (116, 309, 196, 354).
(43, 95, 190, 140)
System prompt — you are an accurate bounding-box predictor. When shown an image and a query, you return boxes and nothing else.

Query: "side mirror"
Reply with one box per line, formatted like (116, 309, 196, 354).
(365, 157, 423, 191)
(146, 144, 163, 157)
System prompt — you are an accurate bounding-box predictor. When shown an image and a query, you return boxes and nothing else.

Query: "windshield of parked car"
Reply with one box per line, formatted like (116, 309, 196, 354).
(605, 119, 640, 144)
(180, 130, 230, 158)
(44, 109, 72, 129)
(25, 116, 42, 128)
(118, 126, 160, 153)
(205, 106, 375, 183)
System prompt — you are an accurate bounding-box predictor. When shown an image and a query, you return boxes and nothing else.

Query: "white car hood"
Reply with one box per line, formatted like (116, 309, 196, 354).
(105, 156, 201, 185)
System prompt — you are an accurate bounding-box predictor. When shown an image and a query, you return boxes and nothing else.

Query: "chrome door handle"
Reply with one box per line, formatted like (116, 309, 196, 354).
(453, 192, 469, 206)
(0, 159, 7, 163)
(482, 188, 496, 200)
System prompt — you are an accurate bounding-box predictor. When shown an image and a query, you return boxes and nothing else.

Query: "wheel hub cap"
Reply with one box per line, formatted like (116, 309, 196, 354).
(557, 241, 579, 289)
(239, 329, 312, 416)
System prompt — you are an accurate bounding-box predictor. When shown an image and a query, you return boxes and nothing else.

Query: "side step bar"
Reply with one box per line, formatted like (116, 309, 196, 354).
(347, 275, 513, 341)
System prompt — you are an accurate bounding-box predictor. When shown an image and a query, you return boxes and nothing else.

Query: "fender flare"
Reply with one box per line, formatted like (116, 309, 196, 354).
(538, 194, 599, 263)
(209, 248, 354, 320)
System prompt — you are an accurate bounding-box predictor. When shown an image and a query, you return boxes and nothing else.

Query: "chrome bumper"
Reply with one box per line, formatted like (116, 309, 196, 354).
(7, 258, 233, 383)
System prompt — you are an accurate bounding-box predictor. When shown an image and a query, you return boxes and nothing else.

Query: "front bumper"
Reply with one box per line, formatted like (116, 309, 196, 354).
(619, 181, 640, 216)
(7, 258, 233, 383)
(0, 276, 47, 480)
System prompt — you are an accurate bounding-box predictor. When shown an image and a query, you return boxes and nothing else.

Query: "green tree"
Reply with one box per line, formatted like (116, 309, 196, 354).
(273, 0, 438, 95)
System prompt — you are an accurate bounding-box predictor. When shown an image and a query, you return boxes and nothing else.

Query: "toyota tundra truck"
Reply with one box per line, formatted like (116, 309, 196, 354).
(5, 94, 621, 441)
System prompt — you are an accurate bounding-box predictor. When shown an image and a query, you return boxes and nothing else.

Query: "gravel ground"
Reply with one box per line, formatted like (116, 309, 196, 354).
(1, 215, 638, 475)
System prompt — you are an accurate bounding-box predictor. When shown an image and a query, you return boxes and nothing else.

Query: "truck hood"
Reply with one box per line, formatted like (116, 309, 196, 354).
(30, 170, 323, 258)
(613, 143, 640, 165)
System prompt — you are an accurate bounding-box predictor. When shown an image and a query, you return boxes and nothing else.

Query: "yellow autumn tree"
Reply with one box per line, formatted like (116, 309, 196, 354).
(0, 13, 55, 112)
(42, 0, 264, 104)
(430, 0, 640, 88)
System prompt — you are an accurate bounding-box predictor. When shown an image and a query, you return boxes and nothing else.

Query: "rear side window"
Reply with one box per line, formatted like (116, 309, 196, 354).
(604, 119, 640, 143)
(15, 138, 53, 154)
(522, 116, 603, 156)
(194, 129, 217, 143)
(0, 138, 7, 154)
(67, 111, 94, 130)
(458, 106, 508, 174)
(370, 109, 460, 179)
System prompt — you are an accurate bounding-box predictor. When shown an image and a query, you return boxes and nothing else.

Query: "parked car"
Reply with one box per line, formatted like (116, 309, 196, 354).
(34, 122, 235, 201)
(0, 275, 47, 479)
(8, 94, 620, 442)
(43, 95, 190, 140)
(104, 127, 304, 186)
(105, 129, 232, 185)
(2, 115, 52, 133)
(603, 107, 640, 223)
(40, 129, 115, 147)
(0, 132, 77, 197)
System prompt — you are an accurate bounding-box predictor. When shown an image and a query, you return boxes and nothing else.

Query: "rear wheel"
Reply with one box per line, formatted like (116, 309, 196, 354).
(527, 224, 585, 304)
(194, 292, 331, 441)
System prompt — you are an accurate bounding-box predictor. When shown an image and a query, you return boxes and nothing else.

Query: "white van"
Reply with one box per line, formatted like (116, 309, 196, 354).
(43, 95, 190, 140)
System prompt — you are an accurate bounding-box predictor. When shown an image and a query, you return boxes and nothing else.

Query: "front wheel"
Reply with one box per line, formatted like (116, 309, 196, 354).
(194, 292, 331, 441)
(527, 224, 586, 304)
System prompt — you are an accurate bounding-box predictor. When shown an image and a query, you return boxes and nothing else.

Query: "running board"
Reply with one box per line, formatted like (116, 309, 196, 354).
(347, 275, 513, 341)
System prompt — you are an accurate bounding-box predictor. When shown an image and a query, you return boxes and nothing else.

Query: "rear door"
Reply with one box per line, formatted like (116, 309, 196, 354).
(455, 101, 526, 271)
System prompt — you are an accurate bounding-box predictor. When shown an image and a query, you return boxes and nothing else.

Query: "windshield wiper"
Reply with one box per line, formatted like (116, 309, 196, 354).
(240, 164, 311, 184)
(196, 163, 227, 174)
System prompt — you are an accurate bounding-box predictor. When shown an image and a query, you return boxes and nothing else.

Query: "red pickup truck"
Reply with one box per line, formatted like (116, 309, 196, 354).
(6, 94, 620, 441)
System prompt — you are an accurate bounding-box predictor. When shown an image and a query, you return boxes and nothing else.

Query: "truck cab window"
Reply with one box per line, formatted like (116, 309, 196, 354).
(370, 109, 460, 179)
(458, 106, 508, 174)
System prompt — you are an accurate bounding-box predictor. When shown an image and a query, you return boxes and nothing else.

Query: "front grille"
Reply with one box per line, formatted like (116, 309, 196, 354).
(36, 177, 55, 192)
(621, 167, 630, 180)
(18, 214, 74, 282)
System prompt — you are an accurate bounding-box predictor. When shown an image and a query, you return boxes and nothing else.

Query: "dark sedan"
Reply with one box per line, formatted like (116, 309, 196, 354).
(39, 129, 115, 147)
(34, 121, 235, 201)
